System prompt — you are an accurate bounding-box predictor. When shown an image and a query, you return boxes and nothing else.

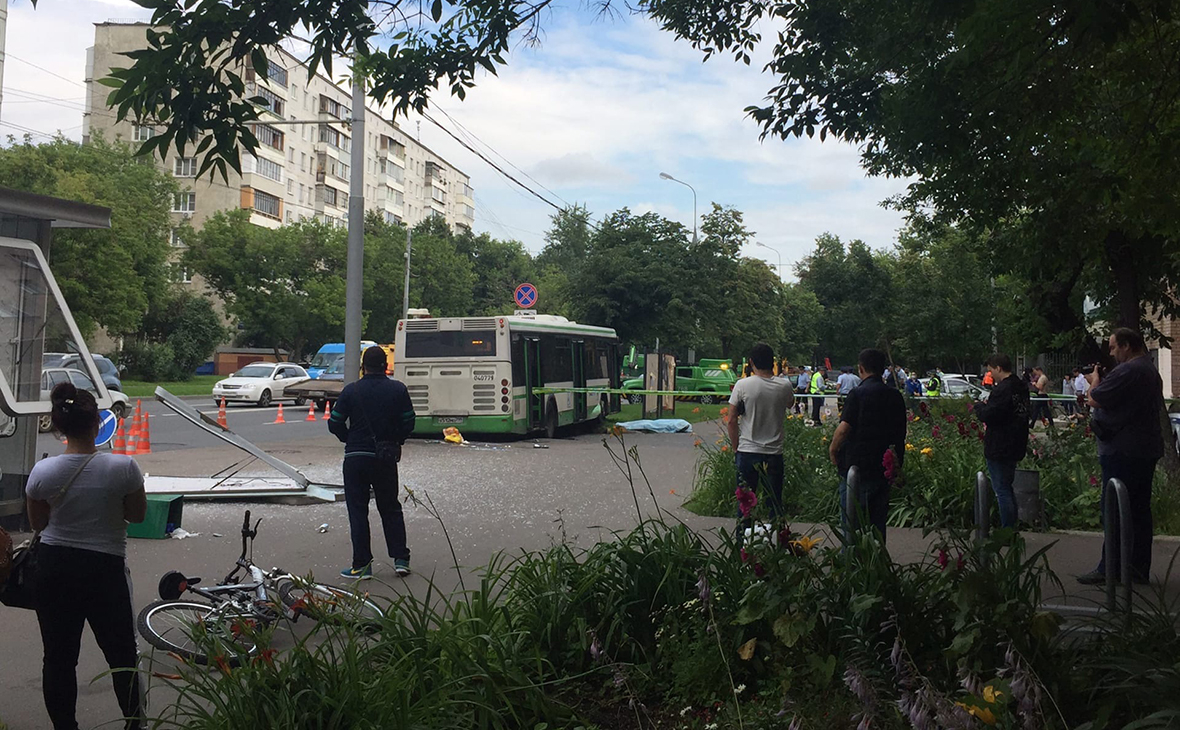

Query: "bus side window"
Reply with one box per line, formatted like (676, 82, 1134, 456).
(511, 336, 525, 384)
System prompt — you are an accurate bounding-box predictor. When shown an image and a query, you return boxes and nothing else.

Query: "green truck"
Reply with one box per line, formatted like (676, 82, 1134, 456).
(621, 358, 737, 405)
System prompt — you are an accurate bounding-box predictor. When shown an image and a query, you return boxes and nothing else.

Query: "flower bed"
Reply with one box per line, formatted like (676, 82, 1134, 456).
(685, 401, 1180, 534)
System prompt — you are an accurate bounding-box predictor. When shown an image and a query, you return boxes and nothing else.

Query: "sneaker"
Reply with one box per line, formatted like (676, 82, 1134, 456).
(1076, 570, 1106, 585)
(340, 564, 372, 580)
(394, 558, 411, 577)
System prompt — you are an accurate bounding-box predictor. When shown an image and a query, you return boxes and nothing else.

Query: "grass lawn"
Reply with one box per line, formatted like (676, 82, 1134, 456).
(607, 400, 728, 425)
(122, 375, 221, 398)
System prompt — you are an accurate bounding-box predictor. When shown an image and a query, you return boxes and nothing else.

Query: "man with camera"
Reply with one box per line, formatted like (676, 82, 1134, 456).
(1077, 328, 1164, 586)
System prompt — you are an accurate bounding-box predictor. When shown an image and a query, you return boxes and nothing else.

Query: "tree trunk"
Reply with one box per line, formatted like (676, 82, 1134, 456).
(1105, 229, 1140, 329)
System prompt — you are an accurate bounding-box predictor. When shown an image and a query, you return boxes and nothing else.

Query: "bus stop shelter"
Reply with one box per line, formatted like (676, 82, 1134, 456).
(0, 186, 111, 527)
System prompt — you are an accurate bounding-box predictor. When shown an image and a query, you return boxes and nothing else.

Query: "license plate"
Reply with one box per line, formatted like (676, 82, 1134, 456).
(308, 391, 325, 398)
(437, 417, 465, 424)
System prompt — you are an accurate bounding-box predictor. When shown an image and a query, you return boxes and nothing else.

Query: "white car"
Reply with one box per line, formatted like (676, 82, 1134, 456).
(39, 368, 132, 433)
(212, 362, 311, 407)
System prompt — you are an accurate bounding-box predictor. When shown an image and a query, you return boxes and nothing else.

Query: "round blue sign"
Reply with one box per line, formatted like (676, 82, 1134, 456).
(514, 283, 537, 308)
(96, 409, 118, 447)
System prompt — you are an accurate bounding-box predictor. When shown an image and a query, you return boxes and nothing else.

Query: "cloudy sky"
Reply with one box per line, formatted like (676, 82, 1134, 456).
(1, 0, 910, 273)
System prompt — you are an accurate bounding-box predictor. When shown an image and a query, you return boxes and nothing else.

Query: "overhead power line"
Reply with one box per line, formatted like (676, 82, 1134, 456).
(6, 54, 86, 88)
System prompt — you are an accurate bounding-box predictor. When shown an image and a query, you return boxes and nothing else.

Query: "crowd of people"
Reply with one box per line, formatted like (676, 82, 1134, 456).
(727, 328, 1165, 587)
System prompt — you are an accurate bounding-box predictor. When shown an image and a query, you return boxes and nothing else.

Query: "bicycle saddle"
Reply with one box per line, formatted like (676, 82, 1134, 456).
(157, 571, 200, 600)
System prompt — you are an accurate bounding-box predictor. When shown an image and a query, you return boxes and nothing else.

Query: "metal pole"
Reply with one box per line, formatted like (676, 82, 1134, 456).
(690, 185, 697, 245)
(1104, 478, 1134, 617)
(343, 67, 365, 387)
(844, 465, 861, 544)
(402, 227, 412, 321)
(975, 471, 991, 552)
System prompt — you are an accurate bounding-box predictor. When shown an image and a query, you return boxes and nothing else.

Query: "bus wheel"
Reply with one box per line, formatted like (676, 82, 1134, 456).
(544, 398, 559, 439)
(700, 393, 717, 405)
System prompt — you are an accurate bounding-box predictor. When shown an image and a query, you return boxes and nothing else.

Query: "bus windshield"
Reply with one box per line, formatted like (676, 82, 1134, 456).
(404, 331, 497, 359)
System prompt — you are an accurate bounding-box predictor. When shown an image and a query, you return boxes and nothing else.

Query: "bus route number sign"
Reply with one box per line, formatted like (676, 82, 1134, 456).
(514, 283, 537, 309)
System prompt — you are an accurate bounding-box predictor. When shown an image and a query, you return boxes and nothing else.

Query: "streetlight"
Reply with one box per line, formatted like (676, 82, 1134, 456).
(755, 241, 783, 281)
(659, 172, 697, 244)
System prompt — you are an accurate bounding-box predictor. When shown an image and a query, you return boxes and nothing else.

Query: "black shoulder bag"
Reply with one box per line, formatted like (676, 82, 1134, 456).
(1, 453, 97, 610)
(358, 385, 402, 465)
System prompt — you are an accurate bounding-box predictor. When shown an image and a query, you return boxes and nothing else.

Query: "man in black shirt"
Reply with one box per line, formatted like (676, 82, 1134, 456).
(1077, 328, 1164, 585)
(829, 348, 907, 545)
(973, 354, 1030, 528)
(329, 346, 417, 580)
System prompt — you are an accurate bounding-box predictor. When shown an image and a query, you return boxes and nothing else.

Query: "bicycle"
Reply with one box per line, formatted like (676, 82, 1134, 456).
(136, 510, 384, 665)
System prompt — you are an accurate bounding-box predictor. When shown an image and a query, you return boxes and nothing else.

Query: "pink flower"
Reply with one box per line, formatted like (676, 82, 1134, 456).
(753, 562, 767, 578)
(932, 426, 942, 440)
(937, 548, 949, 570)
(944, 414, 956, 423)
(1089, 475, 1099, 487)
(957, 422, 968, 438)
(966, 402, 974, 412)
(882, 448, 898, 484)
(777, 525, 793, 548)
(735, 486, 758, 518)
(740, 548, 750, 564)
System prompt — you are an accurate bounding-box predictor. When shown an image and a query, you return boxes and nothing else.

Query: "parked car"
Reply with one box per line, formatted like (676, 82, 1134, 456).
(42, 352, 70, 369)
(212, 362, 311, 407)
(59, 353, 123, 392)
(621, 362, 738, 405)
(922, 376, 989, 401)
(39, 368, 131, 432)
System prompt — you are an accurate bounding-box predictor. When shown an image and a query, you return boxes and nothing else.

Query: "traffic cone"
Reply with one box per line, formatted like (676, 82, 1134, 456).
(112, 419, 127, 455)
(305, 402, 317, 422)
(322, 401, 332, 420)
(273, 403, 286, 424)
(217, 398, 228, 429)
(126, 411, 141, 456)
(138, 412, 152, 454)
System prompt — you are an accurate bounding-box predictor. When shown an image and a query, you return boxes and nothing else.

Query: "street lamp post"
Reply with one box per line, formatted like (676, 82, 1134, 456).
(755, 241, 783, 281)
(659, 172, 697, 244)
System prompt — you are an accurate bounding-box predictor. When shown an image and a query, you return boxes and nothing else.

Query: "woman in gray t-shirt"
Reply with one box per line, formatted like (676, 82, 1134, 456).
(26, 382, 147, 730)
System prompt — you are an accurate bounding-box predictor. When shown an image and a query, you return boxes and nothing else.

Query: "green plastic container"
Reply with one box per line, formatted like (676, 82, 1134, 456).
(127, 494, 184, 540)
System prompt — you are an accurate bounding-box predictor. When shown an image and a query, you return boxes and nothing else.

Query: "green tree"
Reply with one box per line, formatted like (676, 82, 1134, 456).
(140, 290, 228, 378)
(535, 205, 594, 318)
(0, 134, 176, 339)
(646, 0, 1180, 352)
(778, 283, 822, 364)
(406, 216, 476, 317)
(695, 204, 752, 358)
(456, 230, 537, 316)
(362, 211, 409, 341)
(795, 233, 894, 366)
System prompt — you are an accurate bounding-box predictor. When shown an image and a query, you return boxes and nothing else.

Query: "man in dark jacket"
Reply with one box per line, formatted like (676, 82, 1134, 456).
(329, 346, 416, 580)
(1077, 328, 1164, 586)
(829, 348, 907, 545)
(973, 353, 1030, 528)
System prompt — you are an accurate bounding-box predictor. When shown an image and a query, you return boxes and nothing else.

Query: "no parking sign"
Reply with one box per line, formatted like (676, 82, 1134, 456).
(514, 283, 537, 309)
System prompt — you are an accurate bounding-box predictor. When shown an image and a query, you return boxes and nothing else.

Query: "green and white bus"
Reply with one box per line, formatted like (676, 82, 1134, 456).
(393, 313, 620, 437)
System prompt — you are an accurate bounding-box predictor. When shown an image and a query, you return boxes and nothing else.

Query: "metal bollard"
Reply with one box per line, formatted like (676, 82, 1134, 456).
(1103, 478, 1133, 618)
(844, 466, 861, 542)
(975, 471, 991, 543)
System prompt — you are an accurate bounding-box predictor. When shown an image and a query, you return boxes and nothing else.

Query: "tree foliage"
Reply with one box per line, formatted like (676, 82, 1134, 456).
(0, 134, 177, 339)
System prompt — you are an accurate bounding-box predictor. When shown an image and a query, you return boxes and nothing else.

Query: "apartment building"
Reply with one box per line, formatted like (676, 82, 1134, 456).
(83, 22, 475, 284)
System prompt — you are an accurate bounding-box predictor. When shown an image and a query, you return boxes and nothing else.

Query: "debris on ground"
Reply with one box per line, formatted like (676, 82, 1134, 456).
(318, 523, 330, 533)
(532, 443, 550, 449)
(443, 427, 465, 444)
(168, 528, 199, 540)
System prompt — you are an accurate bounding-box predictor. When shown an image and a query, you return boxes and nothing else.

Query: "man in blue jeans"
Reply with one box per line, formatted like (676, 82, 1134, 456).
(973, 353, 1030, 528)
(728, 343, 795, 537)
(829, 349, 907, 546)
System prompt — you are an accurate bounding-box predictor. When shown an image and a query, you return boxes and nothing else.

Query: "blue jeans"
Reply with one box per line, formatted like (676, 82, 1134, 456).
(838, 477, 891, 545)
(735, 452, 785, 536)
(1096, 453, 1157, 579)
(986, 459, 1019, 529)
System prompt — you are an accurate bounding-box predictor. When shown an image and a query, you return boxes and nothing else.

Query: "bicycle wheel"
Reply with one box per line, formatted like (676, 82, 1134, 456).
(276, 580, 384, 627)
(137, 599, 261, 666)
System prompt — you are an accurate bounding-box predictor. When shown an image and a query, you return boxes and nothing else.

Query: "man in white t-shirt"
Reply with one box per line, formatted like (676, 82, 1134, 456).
(728, 342, 795, 530)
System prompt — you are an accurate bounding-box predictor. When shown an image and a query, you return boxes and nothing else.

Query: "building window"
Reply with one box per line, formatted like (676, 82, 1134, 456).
(431, 187, 447, 204)
(298, 184, 305, 204)
(252, 189, 282, 219)
(170, 228, 185, 248)
(170, 264, 193, 284)
(319, 95, 350, 119)
(462, 183, 473, 198)
(265, 59, 288, 88)
(287, 145, 295, 162)
(255, 157, 283, 182)
(173, 157, 197, 177)
(318, 124, 350, 152)
(256, 124, 284, 151)
(253, 86, 285, 116)
(463, 204, 475, 220)
(132, 124, 155, 141)
(319, 185, 347, 208)
(287, 179, 294, 196)
(172, 192, 196, 213)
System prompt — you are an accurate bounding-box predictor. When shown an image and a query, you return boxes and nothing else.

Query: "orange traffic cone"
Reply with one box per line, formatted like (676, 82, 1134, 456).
(322, 401, 332, 420)
(138, 412, 152, 454)
(273, 403, 286, 424)
(305, 402, 317, 422)
(217, 398, 228, 429)
(112, 419, 127, 455)
(126, 411, 141, 456)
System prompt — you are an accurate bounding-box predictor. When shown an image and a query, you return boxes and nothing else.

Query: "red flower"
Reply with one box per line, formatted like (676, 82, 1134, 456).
(944, 414, 956, 423)
(1089, 475, 1099, 487)
(956, 554, 965, 571)
(252, 648, 278, 668)
(777, 525, 794, 547)
(957, 422, 968, 438)
(937, 548, 949, 570)
(753, 562, 767, 578)
(882, 448, 898, 484)
(932, 426, 942, 439)
(966, 402, 974, 412)
(735, 486, 758, 518)
(740, 548, 750, 564)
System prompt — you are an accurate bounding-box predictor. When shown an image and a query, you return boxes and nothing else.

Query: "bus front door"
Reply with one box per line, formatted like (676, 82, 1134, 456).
(524, 337, 543, 430)
(572, 340, 587, 421)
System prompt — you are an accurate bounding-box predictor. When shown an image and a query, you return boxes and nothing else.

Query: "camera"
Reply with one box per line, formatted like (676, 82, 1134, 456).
(1080, 363, 1107, 378)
